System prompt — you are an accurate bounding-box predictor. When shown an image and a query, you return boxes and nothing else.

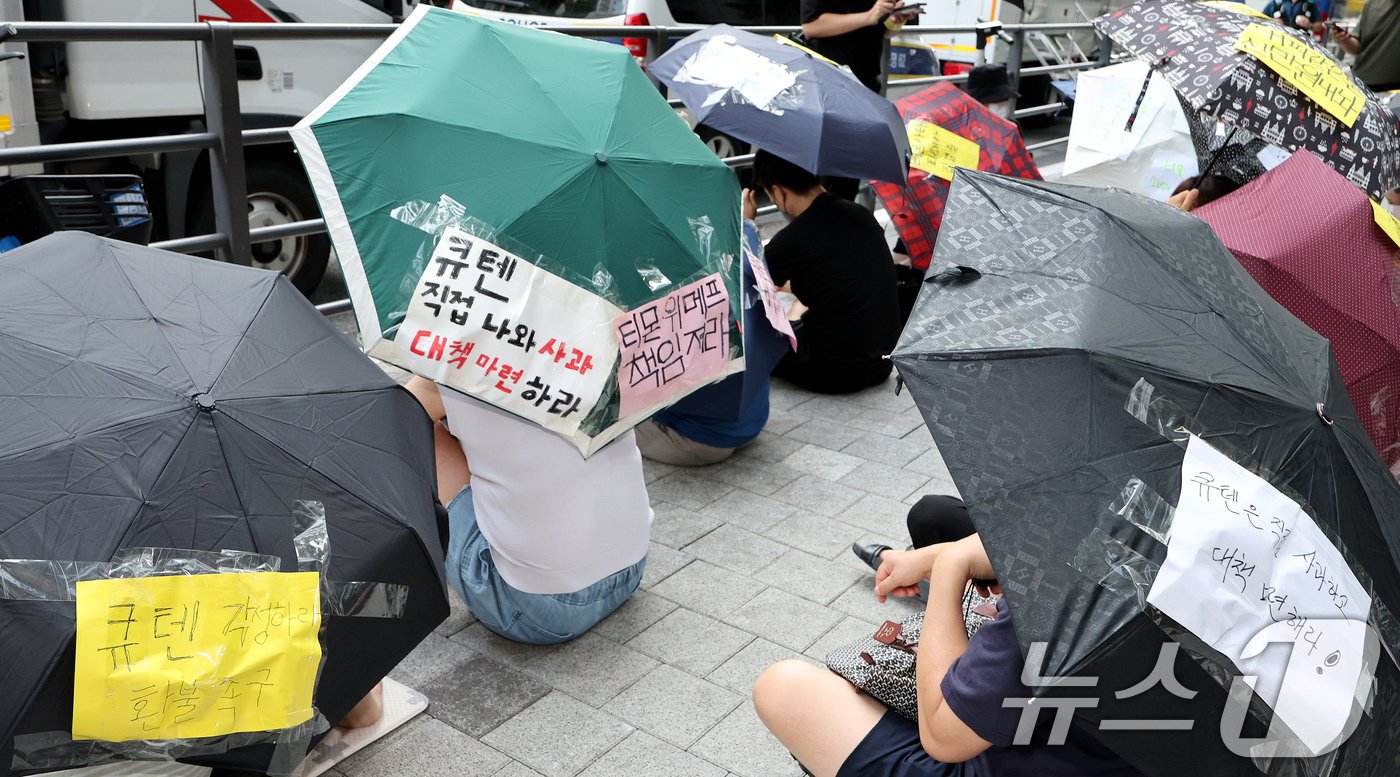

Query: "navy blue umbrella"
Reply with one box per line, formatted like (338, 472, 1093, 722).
(652, 25, 910, 184)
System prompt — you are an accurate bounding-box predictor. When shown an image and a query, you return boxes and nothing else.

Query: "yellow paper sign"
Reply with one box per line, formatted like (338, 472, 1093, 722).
(1373, 200, 1400, 248)
(0, 115, 11, 133)
(1234, 23, 1365, 127)
(73, 571, 321, 742)
(907, 120, 980, 181)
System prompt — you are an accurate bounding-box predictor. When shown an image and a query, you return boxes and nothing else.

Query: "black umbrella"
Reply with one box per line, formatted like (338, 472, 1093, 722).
(892, 171, 1400, 777)
(1097, 0, 1400, 200)
(1177, 96, 1271, 185)
(0, 232, 447, 774)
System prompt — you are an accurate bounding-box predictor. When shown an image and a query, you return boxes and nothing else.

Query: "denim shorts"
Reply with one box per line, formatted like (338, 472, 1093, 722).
(444, 486, 645, 645)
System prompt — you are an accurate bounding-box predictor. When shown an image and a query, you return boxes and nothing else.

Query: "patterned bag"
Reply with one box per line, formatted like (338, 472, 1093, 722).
(825, 589, 998, 720)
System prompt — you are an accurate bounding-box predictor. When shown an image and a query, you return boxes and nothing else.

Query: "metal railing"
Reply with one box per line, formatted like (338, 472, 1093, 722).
(0, 15, 1112, 308)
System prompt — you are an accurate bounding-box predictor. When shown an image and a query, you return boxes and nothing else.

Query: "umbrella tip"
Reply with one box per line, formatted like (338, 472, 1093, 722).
(595, 152, 609, 166)
(193, 392, 217, 412)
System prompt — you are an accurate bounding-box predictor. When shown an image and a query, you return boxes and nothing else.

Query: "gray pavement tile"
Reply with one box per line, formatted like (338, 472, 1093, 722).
(493, 762, 545, 776)
(828, 580, 924, 625)
(651, 501, 724, 550)
(839, 460, 937, 502)
(768, 380, 814, 411)
(450, 623, 559, 669)
(434, 587, 478, 638)
(628, 607, 754, 676)
(704, 456, 805, 496)
(684, 524, 789, 576)
(785, 394, 867, 424)
(752, 547, 864, 605)
(578, 731, 727, 777)
(839, 492, 914, 539)
(689, 703, 806, 777)
(903, 443, 952, 478)
(735, 429, 806, 461)
(649, 560, 766, 619)
(783, 418, 865, 450)
(901, 415, 934, 442)
(846, 408, 925, 438)
(482, 692, 633, 777)
(523, 632, 659, 707)
(593, 590, 680, 643)
(696, 488, 795, 534)
(804, 615, 883, 661)
(723, 587, 844, 652)
(337, 717, 509, 777)
(780, 444, 865, 481)
(763, 511, 859, 559)
(840, 431, 931, 469)
(903, 473, 960, 504)
(640, 542, 693, 590)
(419, 654, 552, 737)
(388, 632, 479, 689)
(770, 475, 864, 517)
(643, 460, 679, 484)
(603, 665, 743, 748)
(706, 638, 808, 695)
(855, 382, 917, 414)
(647, 471, 734, 510)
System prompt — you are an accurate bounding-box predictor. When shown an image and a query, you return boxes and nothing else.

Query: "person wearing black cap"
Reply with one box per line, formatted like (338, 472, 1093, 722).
(963, 63, 1018, 119)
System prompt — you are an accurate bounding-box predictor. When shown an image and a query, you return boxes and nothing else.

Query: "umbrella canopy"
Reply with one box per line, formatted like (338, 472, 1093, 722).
(1178, 96, 1274, 184)
(292, 5, 743, 457)
(1195, 150, 1400, 475)
(1097, 0, 1400, 200)
(657, 220, 792, 421)
(0, 232, 446, 773)
(870, 81, 1040, 269)
(650, 25, 911, 184)
(893, 171, 1400, 776)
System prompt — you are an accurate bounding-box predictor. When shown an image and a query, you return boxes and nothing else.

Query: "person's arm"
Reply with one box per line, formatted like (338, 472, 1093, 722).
(1331, 22, 1362, 55)
(803, 0, 895, 38)
(405, 376, 446, 422)
(914, 537, 997, 762)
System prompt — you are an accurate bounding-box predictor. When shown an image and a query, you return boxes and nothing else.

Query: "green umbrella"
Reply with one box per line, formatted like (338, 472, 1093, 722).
(291, 5, 743, 456)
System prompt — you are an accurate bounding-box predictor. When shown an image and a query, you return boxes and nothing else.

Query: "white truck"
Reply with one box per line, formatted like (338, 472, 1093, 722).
(0, 0, 417, 292)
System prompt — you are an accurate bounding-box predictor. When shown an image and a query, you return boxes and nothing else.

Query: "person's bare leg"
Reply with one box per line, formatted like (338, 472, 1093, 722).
(433, 421, 471, 501)
(338, 681, 383, 729)
(753, 660, 888, 777)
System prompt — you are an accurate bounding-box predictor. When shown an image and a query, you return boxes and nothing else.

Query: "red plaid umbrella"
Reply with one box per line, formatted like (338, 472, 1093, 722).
(1195, 150, 1400, 476)
(872, 82, 1041, 270)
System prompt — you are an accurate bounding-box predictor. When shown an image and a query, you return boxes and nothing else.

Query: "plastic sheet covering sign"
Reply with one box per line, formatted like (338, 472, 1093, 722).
(1371, 199, 1400, 248)
(907, 120, 980, 181)
(744, 238, 798, 351)
(673, 36, 797, 110)
(1148, 436, 1373, 755)
(1234, 23, 1365, 127)
(613, 273, 730, 418)
(72, 571, 321, 742)
(1073, 68, 1166, 158)
(392, 225, 621, 438)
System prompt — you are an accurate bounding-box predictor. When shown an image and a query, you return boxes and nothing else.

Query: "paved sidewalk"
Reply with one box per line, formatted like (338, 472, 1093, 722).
(328, 346, 958, 777)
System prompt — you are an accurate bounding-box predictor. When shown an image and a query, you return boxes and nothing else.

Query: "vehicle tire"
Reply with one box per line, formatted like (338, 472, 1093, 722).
(696, 125, 752, 162)
(190, 160, 330, 296)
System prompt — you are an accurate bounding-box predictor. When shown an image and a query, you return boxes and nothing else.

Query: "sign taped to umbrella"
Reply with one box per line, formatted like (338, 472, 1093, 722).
(1233, 23, 1365, 127)
(291, 5, 745, 456)
(908, 120, 980, 181)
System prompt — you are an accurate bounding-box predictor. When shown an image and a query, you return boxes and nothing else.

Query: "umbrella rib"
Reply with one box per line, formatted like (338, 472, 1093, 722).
(0, 328, 187, 402)
(202, 283, 279, 397)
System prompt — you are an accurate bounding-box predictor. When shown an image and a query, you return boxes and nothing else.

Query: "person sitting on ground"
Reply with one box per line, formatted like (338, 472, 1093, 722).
(637, 224, 791, 465)
(754, 533, 1145, 777)
(852, 494, 975, 601)
(1165, 173, 1243, 213)
(752, 150, 902, 395)
(406, 377, 651, 645)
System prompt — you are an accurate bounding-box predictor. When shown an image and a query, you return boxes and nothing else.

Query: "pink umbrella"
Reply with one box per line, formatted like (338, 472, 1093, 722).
(1196, 150, 1400, 474)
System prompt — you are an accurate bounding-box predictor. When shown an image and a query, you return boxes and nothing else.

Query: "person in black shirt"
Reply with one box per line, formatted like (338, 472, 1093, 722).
(748, 150, 902, 394)
(800, 0, 917, 93)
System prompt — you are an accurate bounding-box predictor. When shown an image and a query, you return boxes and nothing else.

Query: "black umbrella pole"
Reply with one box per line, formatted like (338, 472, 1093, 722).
(1199, 125, 1240, 180)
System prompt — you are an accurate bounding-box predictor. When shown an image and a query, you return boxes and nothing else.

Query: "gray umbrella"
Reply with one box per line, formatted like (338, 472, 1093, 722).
(651, 24, 910, 184)
(0, 232, 447, 775)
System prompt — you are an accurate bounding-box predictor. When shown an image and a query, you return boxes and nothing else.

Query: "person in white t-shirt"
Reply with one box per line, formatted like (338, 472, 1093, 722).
(407, 377, 653, 645)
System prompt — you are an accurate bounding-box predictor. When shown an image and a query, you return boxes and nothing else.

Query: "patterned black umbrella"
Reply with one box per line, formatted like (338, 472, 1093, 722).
(1097, 0, 1400, 200)
(1177, 95, 1271, 185)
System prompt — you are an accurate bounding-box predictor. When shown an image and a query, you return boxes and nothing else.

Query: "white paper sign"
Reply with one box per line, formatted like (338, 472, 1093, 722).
(1257, 145, 1292, 171)
(674, 36, 798, 111)
(1139, 149, 1199, 202)
(1072, 69, 1166, 159)
(393, 226, 622, 438)
(1148, 436, 1373, 755)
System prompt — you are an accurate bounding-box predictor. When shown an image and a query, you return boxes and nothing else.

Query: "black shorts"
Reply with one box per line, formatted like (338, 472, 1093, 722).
(837, 710, 967, 777)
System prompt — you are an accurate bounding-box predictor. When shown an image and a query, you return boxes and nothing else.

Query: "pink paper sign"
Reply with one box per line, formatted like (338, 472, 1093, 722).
(745, 243, 798, 351)
(614, 272, 731, 417)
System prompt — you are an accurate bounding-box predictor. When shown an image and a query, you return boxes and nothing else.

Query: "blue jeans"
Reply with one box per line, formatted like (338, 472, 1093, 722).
(444, 487, 645, 645)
